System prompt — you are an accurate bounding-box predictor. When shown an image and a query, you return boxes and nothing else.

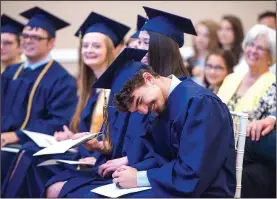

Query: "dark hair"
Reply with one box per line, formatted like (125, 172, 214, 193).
(258, 11, 276, 21)
(203, 49, 235, 88)
(114, 66, 160, 112)
(148, 31, 189, 77)
(219, 15, 244, 65)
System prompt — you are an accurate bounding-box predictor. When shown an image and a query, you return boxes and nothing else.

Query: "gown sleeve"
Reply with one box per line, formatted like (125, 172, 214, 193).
(147, 95, 236, 197)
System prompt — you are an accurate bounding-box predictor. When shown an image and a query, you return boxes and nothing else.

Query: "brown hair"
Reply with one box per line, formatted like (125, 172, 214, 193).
(203, 49, 235, 88)
(148, 31, 189, 77)
(191, 19, 220, 63)
(70, 35, 114, 133)
(114, 66, 159, 112)
(219, 15, 244, 65)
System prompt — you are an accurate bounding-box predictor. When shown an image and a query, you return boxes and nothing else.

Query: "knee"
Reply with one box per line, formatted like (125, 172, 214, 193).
(46, 181, 66, 198)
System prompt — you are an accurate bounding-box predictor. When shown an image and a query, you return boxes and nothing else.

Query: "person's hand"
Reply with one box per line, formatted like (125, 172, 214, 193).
(98, 157, 128, 177)
(1, 132, 18, 147)
(54, 125, 74, 141)
(247, 117, 276, 141)
(112, 165, 138, 188)
(77, 157, 97, 170)
(72, 132, 105, 153)
(79, 157, 97, 165)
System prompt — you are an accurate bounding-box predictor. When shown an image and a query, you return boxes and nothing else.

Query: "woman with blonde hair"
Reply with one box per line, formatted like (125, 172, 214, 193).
(186, 19, 220, 85)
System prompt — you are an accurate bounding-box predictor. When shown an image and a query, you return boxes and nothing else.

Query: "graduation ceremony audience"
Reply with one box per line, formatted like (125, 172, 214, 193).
(1, 1, 276, 198)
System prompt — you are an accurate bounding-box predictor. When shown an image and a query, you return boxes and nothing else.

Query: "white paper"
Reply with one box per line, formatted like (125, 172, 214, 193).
(91, 183, 152, 198)
(1, 144, 21, 153)
(56, 159, 95, 166)
(1, 147, 20, 153)
(22, 130, 57, 148)
(37, 159, 60, 166)
(33, 133, 99, 156)
(37, 159, 95, 167)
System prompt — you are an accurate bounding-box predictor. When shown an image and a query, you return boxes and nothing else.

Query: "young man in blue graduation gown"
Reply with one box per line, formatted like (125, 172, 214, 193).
(112, 66, 237, 197)
(94, 5, 199, 179)
(1, 14, 24, 73)
(71, 6, 199, 198)
(1, 14, 25, 183)
(1, 7, 77, 197)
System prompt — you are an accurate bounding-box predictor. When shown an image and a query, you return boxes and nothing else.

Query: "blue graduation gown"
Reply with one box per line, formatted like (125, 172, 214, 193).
(1, 61, 77, 138)
(125, 78, 236, 198)
(42, 93, 132, 197)
(44, 64, 154, 198)
(1, 61, 78, 197)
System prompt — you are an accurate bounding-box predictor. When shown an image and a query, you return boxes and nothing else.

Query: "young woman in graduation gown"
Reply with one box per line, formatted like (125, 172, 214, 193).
(42, 11, 132, 197)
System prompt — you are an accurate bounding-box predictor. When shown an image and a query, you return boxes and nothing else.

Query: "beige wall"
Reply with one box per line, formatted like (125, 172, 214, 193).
(1, 1, 276, 49)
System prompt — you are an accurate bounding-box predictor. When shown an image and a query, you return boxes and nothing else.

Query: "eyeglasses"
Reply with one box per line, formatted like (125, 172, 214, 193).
(246, 42, 269, 53)
(20, 33, 49, 42)
(205, 64, 226, 72)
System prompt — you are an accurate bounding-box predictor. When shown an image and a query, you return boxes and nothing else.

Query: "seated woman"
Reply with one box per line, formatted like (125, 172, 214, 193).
(217, 15, 244, 66)
(218, 24, 276, 198)
(218, 24, 276, 121)
(203, 49, 235, 94)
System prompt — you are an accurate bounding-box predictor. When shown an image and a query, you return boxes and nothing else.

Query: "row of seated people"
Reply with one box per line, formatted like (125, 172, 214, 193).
(1, 5, 276, 198)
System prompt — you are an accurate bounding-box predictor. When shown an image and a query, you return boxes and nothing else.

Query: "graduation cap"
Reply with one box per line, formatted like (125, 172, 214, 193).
(1, 14, 25, 35)
(140, 6, 197, 47)
(93, 48, 147, 90)
(20, 6, 70, 37)
(75, 12, 130, 47)
(131, 15, 148, 39)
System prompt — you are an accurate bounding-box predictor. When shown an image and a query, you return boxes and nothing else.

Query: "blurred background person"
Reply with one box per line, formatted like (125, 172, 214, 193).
(218, 24, 276, 121)
(258, 10, 276, 30)
(203, 49, 235, 94)
(126, 15, 147, 49)
(185, 19, 220, 85)
(1, 14, 24, 73)
(217, 15, 244, 66)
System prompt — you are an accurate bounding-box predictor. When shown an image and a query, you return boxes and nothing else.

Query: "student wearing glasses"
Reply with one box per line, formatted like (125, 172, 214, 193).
(1, 14, 24, 73)
(203, 49, 235, 94)
(1, 6, 77, 197)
